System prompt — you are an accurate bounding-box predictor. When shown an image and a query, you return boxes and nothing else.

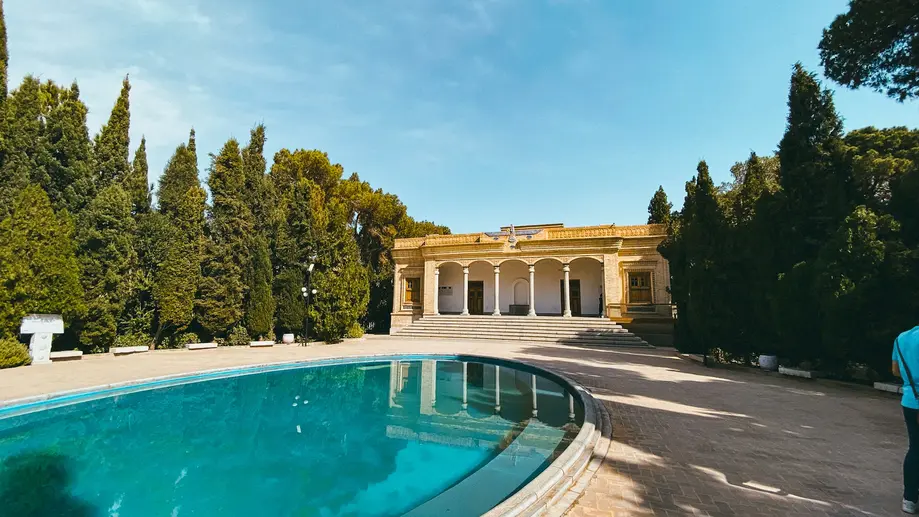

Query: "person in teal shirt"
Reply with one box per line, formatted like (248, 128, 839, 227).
(893, 326, 919, 514)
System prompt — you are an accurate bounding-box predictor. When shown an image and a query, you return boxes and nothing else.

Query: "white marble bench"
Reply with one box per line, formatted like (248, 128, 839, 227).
(186, 342, 218, 350)
(875, 382, 904, 394)
(112, 345, 149, 356)
(778, 366, 820, 379)
(49, 350, 83, 361)
(249, 340, 275, 348)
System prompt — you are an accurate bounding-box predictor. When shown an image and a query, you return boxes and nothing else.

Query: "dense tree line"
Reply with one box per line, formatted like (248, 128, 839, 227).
(0, 4, 447, 364)
(657, 62, 919, 379)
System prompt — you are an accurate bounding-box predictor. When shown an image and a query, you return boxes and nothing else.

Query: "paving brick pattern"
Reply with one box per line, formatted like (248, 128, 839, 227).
(0, 337, 904, 516)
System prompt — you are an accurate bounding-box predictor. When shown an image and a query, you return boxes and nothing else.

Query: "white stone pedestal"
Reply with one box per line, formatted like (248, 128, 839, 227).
(20, 314, 64, 366)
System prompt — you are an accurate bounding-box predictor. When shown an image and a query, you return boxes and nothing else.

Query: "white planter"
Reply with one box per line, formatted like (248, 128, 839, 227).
(282, 333, 295, 344)
(758, 355, 778, 371)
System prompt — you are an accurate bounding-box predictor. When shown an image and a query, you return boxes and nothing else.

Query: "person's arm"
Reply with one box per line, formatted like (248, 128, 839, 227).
(894, 337, 902, 378)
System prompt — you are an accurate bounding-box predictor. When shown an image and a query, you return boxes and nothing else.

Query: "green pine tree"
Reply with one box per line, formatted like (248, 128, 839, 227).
(0, 77, 50, 219)
(245, 236, 275, 338)
(0, 0, 8, 102)
(126, 137, 151, 215)
(777, 63, 849, 265)
(94, 76, 131, 187)
(152, 135, 206, 343)
(76, 184, 137, 350)
(197, 139, 251, 338)
(42, 81, 95, 214)
(299, 188, 368, 343)
(647, 186, 672, 225)
(0, 186, 85, 339)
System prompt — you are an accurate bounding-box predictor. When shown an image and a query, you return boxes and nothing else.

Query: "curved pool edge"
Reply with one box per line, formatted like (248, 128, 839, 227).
(0, 352, 610, 517)
(483, 359, 611, 517)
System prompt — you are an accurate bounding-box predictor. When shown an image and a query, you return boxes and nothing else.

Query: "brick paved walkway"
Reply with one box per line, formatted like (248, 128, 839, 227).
(0, 337, 904, 516)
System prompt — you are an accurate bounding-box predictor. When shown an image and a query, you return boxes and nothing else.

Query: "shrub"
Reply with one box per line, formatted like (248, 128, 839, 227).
(176, 332, 200, 346)
(113, 332, 153, 350)
(346, 322, 364, 339)
(226, 326, 250, 347)
(0, 338, 31, 369)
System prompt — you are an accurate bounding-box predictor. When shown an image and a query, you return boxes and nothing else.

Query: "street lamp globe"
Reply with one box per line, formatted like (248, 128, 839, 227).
(300, 287, 307, 293)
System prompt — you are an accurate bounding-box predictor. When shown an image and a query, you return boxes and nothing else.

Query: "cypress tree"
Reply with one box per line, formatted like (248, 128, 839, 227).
(0, 186, 85, 338)
(126, 137, 151, 215)
(197, 139, 251, 338)
(647, 186, 672, 225)
(241, 127, 275, 337)
(94, 76, 131, 187)
(0, 77, 50, 218)
(777, 63, 848, 265)
(43, 81, 95, 214)
(245, 236, 275, 338)
(76, 184, 137, 350)
(152, 134, 205, 343)
(0, 0, 8, 102)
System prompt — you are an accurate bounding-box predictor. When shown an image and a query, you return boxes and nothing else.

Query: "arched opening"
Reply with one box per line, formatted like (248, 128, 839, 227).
(498, 259, 528, 315)
(533, 258, 564, 316)
(569, 257, 604, 316)
(436, 262, 463, 314)
(512, 279, 529, 305)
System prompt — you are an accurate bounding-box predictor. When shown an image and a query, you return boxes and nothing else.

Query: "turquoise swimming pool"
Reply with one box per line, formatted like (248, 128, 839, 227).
(0, 356, 584, 516)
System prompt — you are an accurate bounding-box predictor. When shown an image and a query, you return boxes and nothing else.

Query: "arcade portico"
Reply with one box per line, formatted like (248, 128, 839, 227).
(390, 223, 671, 333)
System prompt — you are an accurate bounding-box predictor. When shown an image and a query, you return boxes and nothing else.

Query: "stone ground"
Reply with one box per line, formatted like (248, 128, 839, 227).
(0, 336, 904, 516)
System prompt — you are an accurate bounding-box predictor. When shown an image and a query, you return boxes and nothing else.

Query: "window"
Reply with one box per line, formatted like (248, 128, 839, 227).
(628, 272, 652, 304)
(404, 277, 421, 305)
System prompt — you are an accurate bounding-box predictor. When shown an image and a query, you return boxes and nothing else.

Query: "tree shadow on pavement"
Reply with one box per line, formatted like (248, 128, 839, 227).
(515, 343, 899, 517)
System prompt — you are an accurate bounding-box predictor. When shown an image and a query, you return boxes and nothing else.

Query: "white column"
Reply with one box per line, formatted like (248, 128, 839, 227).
(598, 265, 605, 318)
(527, 265, 537, 316)
(433, 267, 440, 315)
(492, 266, 501, 316)
(462, 362, 468, 410)
(568, 393, 575, 421)
(431, 360, 437, 407)
(531, 373, 538, 418)
(494, 365, 501, 413)
(563, 263, 572, 317)
(461, 266, 470, 316)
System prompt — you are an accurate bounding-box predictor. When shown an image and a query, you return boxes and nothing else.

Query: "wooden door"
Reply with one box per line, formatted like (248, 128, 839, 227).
(468, 281, 484, 315)
(559, 280, 582, 316)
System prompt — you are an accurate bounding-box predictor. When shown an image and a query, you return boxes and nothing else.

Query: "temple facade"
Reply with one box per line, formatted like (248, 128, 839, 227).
(390, 223, 671, 333)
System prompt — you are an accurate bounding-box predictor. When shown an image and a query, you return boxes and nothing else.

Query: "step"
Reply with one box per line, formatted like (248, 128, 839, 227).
(397, 333, 649, 347)
(398, 329, 642, 342)
(413, 320, 625, 329)
(410, 323, 626, 332)
(397, 330, 646, 344)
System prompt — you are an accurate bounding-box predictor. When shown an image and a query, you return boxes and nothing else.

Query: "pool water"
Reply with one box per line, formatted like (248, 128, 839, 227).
(0, 358, 583, 517)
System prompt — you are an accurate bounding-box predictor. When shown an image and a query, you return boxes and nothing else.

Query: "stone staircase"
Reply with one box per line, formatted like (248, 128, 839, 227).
(395, 314, 651, 347)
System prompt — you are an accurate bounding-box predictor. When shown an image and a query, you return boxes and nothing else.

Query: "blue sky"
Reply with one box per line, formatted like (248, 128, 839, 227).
(6, 0, 917, 233)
